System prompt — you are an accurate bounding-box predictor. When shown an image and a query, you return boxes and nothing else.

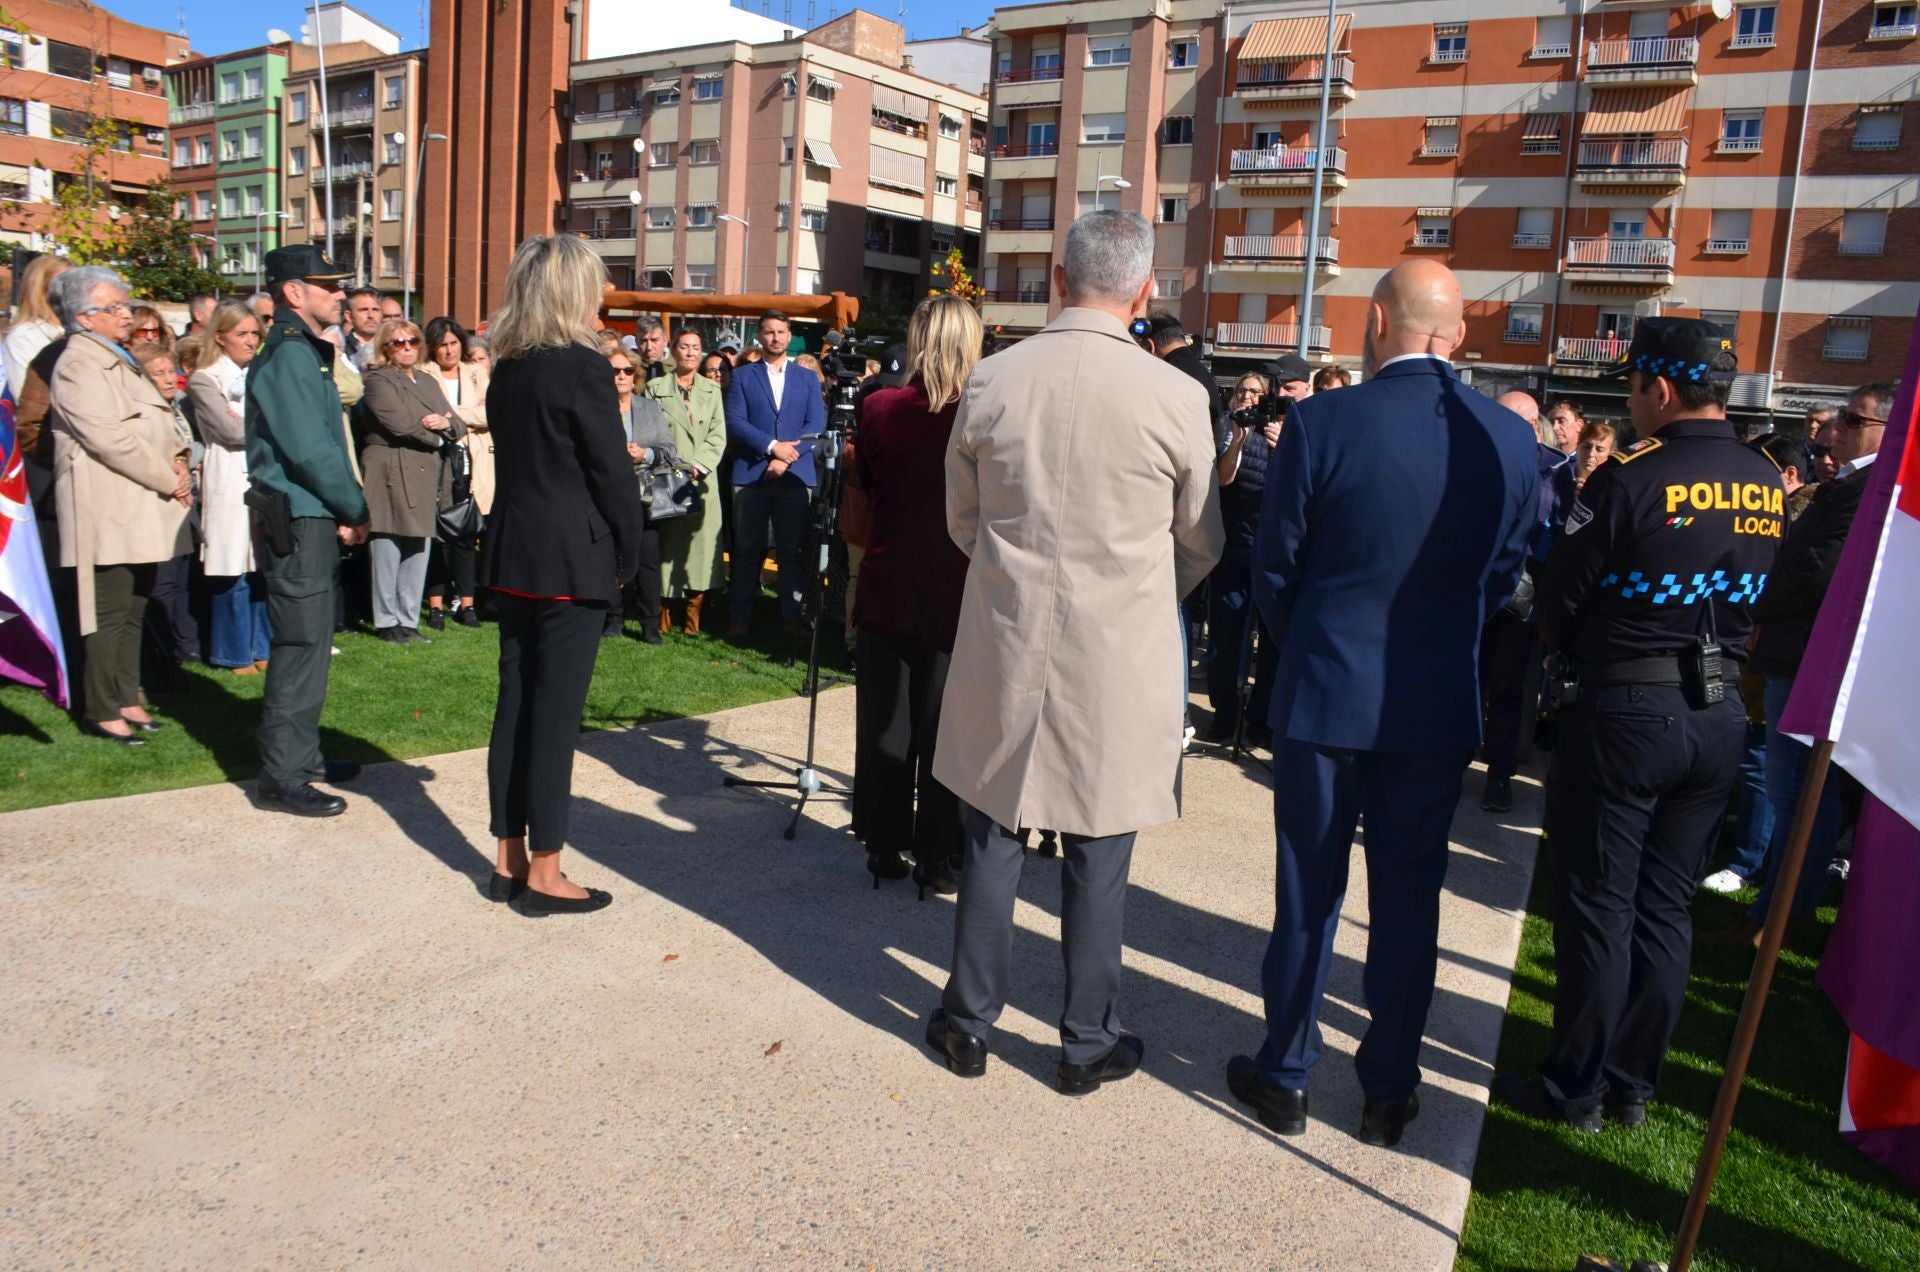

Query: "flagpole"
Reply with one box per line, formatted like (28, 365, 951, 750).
(1670, 738, 1836, 1272)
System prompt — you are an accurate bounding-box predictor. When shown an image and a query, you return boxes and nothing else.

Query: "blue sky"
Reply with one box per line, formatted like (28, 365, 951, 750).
(100, 0, 989, 51)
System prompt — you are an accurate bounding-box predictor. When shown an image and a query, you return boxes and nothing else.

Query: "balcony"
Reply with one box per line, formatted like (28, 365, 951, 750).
(569, 165, 642, 202)
(575, 103, 647, 124)
(982, 286, 1051, 331)
(1235, 57, 1356, 106)
(1867, 15, 1918, 40)
(1563, 236, 1676, 287)
(1575, 136, 1688, 188)
(1215, 322, 1332, 353)
(986, 216, 1054, 254)
(323, 104, 376, 129)
(990, 141, 1059, 180)
(1585, 36, 1700, 87)
(1227, 146, 1347, 192)
(1218, 234, 1340, 275)
(994, 65, 1064, 108)
(170, 102, 215, 125)
(1555, 336, 1631, 373)
(1504, 325, 1543, 344)
(1513, 232, 1554, 248)
(313, 160, 375, 183)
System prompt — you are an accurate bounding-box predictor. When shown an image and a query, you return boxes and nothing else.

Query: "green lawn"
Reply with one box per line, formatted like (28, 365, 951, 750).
(1457, 857, 1920, 1272)
(0, 609, 845, 814)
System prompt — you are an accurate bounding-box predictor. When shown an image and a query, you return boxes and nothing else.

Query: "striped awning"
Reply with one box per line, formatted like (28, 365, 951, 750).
(803, 138, 841, 169)
(1239, 14, 1351, 61)
(1416, 207, 1453, 217)
(1583, 87, 1690, 135)
(1425, 115, 1459, 128)
(1524, 112, 1564, 139)
(872, 85, 929, 120)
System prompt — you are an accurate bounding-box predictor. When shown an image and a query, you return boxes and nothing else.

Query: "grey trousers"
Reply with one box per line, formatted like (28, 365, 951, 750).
(369, 533, 429, 630)
(941, 803, 1138, 1065)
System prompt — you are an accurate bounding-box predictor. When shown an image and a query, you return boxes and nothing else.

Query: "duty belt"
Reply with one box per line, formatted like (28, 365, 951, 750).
(1579, 655, 1690, 687)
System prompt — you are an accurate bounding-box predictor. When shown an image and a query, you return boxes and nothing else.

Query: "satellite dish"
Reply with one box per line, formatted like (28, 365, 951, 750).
(266, 27, 292, 43)
(1710, 0, 1733, 21)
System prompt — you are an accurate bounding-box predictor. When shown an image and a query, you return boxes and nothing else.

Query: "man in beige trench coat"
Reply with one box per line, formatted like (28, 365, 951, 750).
(925, 210, 1225, 1094)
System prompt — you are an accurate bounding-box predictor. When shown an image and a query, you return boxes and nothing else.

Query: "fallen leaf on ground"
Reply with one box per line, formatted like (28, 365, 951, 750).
(663, 953, 679, 963)
(764, 1041, 782, 1057)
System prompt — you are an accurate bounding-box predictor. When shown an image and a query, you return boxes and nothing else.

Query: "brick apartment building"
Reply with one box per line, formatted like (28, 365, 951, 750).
(0, 0, 188, 251)
(979, 0, 1919, 416)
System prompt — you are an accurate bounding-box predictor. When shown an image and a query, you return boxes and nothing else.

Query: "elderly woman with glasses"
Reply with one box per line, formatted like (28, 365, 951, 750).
(360, 318, 465, 642)
(127, 305, 175, 354)
(607, 344, 675, 641)
(46, 266, 192, 743)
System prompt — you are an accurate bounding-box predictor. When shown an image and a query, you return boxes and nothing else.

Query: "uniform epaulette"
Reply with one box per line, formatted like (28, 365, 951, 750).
(1611, 437, 1664, 464)
(1752, 444, 1783, 472)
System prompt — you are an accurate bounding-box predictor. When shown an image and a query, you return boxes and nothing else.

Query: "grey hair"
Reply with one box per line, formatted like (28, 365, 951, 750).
(50, 265, 130, 331)
(1061, 209, 1154, 306)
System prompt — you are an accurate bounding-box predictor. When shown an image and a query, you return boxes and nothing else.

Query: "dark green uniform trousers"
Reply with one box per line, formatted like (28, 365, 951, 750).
(257, 517, 340, 790)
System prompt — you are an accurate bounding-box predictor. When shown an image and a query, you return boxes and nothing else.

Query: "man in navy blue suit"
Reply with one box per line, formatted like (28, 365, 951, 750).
(723, 310, 826, 636)
(1227, 260, 1539, 1148)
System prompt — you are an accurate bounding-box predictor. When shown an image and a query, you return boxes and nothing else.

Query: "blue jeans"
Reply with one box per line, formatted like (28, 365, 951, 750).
(208, 573, 272, 668)
(1749, 675, 1843, 921)
(1723, 720, 1773, 880)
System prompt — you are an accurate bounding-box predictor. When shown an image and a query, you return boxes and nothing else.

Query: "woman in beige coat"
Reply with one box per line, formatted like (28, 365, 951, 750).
(46, 266, 192, 744)
(421, 316, 490, 628)
(360, 319, 464, 641)
(186, 301, 272, 672)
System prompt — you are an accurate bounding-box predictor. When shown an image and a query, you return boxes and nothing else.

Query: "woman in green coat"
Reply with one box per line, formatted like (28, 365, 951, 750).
(645, 328, 728, 634)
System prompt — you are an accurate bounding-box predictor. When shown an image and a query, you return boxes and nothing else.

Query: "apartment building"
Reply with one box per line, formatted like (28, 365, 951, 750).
(278, 48, 427, 296)
(560, 9, 987, 310)
(0, 0, 187, 250)
(979, 0, 1919, 416)
(165, 46, 304, 283)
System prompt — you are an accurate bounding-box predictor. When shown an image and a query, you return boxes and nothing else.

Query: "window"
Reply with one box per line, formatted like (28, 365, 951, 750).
(1856, 105, 1903, 149)
(647, 206, 674, 230)
(807, 77, 836, 103)
(1823, 315, 1870, 361)
(651, 142, 676, 168)
(196, 190, 214, 218)
(0, 31, 22, 70)
(0, 96, 23, 138)
(1506, 303, 1544, 343)
(1154, 269, 1184, 300)
(800, 205, 828, 232)
(1870, 3, 1918, 39)
(687, 266, 716, 291)
(243, 125, 264, 159)
(48, 39, 95, 81)
(289, 196, 306, 225)
(1840, 208, 1888, 254)
(289, 91, 308, 123)
(935, 174, 958, 196)
(1514, 207, 1554, 247)
(221, 130, 240, 161)
(244, 67, 263, 100)
(196, 137, 212, 165)
(1533, 16, 1572, 57)
(689, 140, 719, 165)
(685, 204, 715, 228)
(220, 71, 241, 102)
(782, 74, 797, 99)
(1702, 310, 1739, 335)
(1168, 38, 1199, 68)
(782, 141, 795, 164)
(1082, 114, 1126, 144)
(288, 144, 306, 175)
(1415, 211, 1452, 246)
(1423, 117, 1461, 156)
(381, 246, 400, 278)
(653, 83, 681, 106)
(939, 113, 963, 139)
(1522, 113, 1563, 154)
(384, 135, 403, 165)
(776, 203, 791, 228)
(174, 138, 191, 165)
(382, 189, 403, 221)
(1160, 195, 1189, 223)
(1708, 208, 1751, 252)
(1432, 24, 1468, 62)
(221, 187, 241, 217)
(1163, 116, 1194, 146)
(1733, 5, 1777, 46)
(1720, 110, 1763, 152)
(1251, 126, 1284, 151)
(693, 76, 723, 100)
(793, 267, 821, 295)
(1087, 35, 1131, 67)
(384, 76, 404, 108)
(1032, 49, 1063, 74)
(245, 185, 263, 215)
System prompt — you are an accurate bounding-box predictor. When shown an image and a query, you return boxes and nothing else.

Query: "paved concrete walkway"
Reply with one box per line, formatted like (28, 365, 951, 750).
(2, 688, 1543, 1268)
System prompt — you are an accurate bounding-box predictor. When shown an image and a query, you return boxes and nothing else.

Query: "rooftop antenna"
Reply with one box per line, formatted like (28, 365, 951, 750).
(177, 3, 187, 36)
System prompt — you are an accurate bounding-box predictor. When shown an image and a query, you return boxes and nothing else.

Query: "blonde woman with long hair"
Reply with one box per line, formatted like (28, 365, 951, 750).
(5, 254, 70, 389)
(481, 234, 645, 915)
(849, 293, 983, 895)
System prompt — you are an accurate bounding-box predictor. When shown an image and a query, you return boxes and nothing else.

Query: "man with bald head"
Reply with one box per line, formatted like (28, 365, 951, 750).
(1227, 261, 1539, 1147)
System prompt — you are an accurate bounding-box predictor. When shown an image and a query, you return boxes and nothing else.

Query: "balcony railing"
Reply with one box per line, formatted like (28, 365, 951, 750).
(1505, 326, 1543, 344)
(994, 66, 1064, 84)
(1567, 236, 1677, 268)
(988, 217, 1054, 231)
(1221, 234, 1340, 263)
(313, 160, 375, 181)
(1429, 48, 1467, 63)
(991, 141, 1059, 159)
(169, 102, 215, 125)
(324, 105, 375, 128)
(1216, 322, 1332, 351)
(983, 287, 1051, 303)
(1822, 340, 1870, 361)
(574, 164, 642, 181)
(1557, 337, 1630, 364)
(1730, 31, 1775, 48)
(575, 104, 647, 122)
(1706, 237, 1750, 253)
(1588, 36, 1699, 67)
(1530, 41, 1572, 58)
(1228, 145, 1347, 175)
(1577, 136, 1688, 170)
(1718, 136, 1763, 153)
(1513, 232, 1554, 248)
(582, 225, 637, 240)
(1838, 240, 1886, 256)
(1867, 18, 1919, 40)
(1236, 56, 1355, 90)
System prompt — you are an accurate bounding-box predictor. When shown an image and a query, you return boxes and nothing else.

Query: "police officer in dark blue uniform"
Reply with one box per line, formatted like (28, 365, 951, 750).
(1495, 318, 1786, 1131)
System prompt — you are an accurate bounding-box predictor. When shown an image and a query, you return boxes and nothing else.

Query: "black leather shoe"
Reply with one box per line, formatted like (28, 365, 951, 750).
(1359, 1092, 1420, 1147)
(376, 626, 405, 643)
(1604, 1098, 1649, 1128)
(1491, 1072, 1602, 1133)
(122, 716, 165, 733)
(82, 720, 146, 747)
(1057, 1035, 1143, 1095)
(1481, 776, 1514, 813)
(487, 872, 528, 903)
(518, 885, 612, 914)
(425, 608, 446, 631)
(399, 627, 432, 645)
(924, 1008, 987, 1078)
(911, 860, 957, 900)
(254, 780, 347, 818)
(1226, 1055, 1309, 1135)
(319, 758, 361, 785)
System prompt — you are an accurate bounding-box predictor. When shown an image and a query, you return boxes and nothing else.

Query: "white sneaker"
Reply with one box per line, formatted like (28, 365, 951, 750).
(1700, 869, 1747, 895)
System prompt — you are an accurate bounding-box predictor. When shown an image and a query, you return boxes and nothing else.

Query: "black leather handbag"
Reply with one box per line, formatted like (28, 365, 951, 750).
(436, 440, 482, 540)
(641, 461, 701, 523)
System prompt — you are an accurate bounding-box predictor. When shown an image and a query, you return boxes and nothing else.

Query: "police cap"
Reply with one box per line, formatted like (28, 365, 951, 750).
(1601, 316, 1737, 384)
(263, 244, 351, 288)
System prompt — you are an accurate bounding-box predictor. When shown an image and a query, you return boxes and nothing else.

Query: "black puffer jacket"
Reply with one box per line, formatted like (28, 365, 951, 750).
(1750, 467, 1870, 678)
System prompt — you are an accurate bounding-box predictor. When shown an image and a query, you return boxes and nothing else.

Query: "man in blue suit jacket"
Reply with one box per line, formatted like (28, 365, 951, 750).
(1227, 261, 1539, 1148)
(723, 310, 826, 634)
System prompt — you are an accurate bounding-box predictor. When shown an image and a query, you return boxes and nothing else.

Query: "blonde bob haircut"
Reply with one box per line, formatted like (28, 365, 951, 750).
(13, 255, 71, 327)
(206, 299, 259, 351)
(367, 318, 424, 369)
(488, 234, 607, 364)
(907, 293, 983, 408)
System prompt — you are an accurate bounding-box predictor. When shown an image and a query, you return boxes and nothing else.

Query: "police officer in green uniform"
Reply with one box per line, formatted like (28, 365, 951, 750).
(244, 246, 370, 817)
(1493, 319, 1786, 1130)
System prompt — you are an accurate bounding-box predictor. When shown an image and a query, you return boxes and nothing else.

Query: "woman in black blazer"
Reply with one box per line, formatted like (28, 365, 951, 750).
(482, 235, 645, 914)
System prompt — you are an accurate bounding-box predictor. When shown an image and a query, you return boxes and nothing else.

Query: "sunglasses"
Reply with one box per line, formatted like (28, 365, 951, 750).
(1840, 409, 1887, 430)
(612, 366, 636, 376)
(133, 324, 164, 336)
(389, 337, 420, 348)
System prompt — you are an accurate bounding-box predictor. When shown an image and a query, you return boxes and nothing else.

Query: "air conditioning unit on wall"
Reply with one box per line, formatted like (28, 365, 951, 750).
(142, 67, 163, 86)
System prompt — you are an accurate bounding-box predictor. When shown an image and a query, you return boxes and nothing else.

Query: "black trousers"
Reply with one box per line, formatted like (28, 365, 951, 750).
(853, 628, 962, 867)
(144, 551, 201, 662)
(1477, 612, 1537, 781)
(609, 525, 661, 630)
(83, 562, 155, 722)
(1205, 549, 1277, 734)
(1541, 681, 1745, 1112)
(488, 592, 606, 852)
(257, 518, 341, 789)
(427, 533, 478, 603)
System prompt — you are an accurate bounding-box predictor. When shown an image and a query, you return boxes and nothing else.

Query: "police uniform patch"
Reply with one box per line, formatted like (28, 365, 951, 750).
(1612, 437, 1664, 464)
(1564, 499, 1595, 534)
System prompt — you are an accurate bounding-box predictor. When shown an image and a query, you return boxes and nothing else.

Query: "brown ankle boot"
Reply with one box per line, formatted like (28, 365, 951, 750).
(659, 604, 673, 635)
(684, 592, 704, 635)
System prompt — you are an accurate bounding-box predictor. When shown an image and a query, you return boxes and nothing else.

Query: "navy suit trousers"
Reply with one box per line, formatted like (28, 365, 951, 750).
(1257, 739, 1471, 1100)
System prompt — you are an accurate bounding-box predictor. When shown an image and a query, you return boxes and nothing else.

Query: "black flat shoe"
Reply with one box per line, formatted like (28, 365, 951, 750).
(253, 780, 346, 817)
(82, 720, 146, 747)
(456, 607, 481, 628)
(1226, 1055, 1309, 1135)
(1057, 1035, 1143, 1096)
(1359, 1092, 1420, 1148)
(121, 717, 165, 733)
(519, 885, 612, 914)
(924, 1008, 987, 1078)
(911, 860, 958, 900)
(639, 627, 663, 645)
(487, 872, 528, 903)
(865, 849, 911, 889)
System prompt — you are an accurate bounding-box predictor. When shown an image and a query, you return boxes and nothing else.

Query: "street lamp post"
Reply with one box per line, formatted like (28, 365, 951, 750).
(717, 212, 749, 294)
(1095, 174, 1130, 211)
(253, 208, 290, 292)
(401, 130, 449, 319)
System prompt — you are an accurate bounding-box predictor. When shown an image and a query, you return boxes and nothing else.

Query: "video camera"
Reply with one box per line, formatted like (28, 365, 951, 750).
(817, 329, 871, 392)
(1232, 391, 1290, 431)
